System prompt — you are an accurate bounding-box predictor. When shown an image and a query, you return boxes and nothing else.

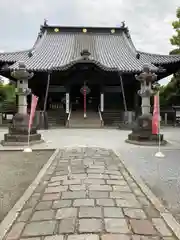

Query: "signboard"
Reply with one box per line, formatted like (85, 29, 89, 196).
(6, 114, 13, 120)
(66, 93, 69, 114)
(176, 111, 180, 117)
(100, 93, 104, 112)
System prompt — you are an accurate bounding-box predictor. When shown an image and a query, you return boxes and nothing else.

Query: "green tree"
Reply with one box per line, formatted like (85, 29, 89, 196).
(0, 83, 16, 112)
(170, 7, 180, 54)
(0, 84, 6, 102)
(159, 7, 180, 107)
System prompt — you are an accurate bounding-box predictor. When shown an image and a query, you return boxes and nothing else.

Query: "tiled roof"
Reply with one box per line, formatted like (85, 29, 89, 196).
(0, 50, 29, 63)
(0, 25, 180, 73)
(138, 51, 180, 65)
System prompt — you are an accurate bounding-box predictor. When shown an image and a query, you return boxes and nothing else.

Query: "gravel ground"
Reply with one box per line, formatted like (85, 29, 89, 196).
(119, 147, 180, 223)
(0, 150, 54, 222)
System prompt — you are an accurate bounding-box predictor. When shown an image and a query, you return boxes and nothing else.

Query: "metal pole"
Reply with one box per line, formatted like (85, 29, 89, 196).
(155, 90, 165, 157)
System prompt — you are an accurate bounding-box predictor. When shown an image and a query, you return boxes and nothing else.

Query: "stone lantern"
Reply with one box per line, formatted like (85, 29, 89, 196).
(1, 62, 42, 146)
(126, 65, 166, 145)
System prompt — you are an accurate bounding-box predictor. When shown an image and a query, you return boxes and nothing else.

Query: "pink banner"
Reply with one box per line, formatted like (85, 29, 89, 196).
(28, 94, 39, 131)
(152, 94, 159, 135)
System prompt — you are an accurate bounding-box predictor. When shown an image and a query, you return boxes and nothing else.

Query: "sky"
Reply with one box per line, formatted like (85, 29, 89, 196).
(0, 0, 179, 84)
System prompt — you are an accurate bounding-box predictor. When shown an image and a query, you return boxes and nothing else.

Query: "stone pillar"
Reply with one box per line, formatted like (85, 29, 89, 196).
(138, 78, 153, 117)
(100, 92, 104, 112)
(17, 80, 28, 114)
(141, 95, 151, 115)
(66, 92, 70, 114)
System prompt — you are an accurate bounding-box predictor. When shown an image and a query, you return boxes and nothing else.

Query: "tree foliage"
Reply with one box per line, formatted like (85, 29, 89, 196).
(0, 83, 16, 112)
(0, 84, 15, 100)
(170, 7, 180, 52)
(159, 7, 180, 107)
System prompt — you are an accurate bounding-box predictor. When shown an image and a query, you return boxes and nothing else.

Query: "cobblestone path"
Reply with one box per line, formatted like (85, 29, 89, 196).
(4, 148, 176, 240)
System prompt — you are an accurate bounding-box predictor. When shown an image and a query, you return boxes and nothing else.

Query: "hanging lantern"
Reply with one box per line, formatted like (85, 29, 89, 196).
(80, 85, 91, 95)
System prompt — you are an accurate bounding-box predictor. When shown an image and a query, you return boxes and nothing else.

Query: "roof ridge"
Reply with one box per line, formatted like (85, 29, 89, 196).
(41, 25, 129, 35)
(122, 32, 136, 54)
(42, 25, 126, 29)
(31, 30, 47, 52)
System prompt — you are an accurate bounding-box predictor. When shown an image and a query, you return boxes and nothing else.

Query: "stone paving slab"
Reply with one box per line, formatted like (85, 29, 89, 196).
(0, 147, 179, 240)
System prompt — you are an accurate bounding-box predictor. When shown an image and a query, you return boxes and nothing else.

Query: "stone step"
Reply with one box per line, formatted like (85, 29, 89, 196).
(68, 124, 102, 129)
(69, 111, 101, 128)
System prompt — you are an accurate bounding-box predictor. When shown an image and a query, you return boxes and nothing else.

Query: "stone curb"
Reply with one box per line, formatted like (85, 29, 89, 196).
(0, 148, 59, 240)
(0, 148, 55, 151)
(114, 149, 180, 240)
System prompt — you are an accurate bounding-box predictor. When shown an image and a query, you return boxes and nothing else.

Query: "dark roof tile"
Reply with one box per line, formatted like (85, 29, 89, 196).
(0, 50, 29, 63)
(138, 51, 180, 64)
(0, 25, 179, 73)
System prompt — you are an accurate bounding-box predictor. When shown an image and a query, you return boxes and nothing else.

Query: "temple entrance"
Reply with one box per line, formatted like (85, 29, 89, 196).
(70, 84, 100, 112)
(69, 83, 101, 128)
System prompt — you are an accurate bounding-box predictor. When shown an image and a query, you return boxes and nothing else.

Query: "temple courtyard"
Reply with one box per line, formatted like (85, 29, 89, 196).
(1, 127, 180, 239)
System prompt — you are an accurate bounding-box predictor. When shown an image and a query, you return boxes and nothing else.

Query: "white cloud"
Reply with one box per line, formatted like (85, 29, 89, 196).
(0, 0, 179, 55)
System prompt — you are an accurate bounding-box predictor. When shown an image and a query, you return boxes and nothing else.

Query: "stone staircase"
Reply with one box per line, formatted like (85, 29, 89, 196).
(102, 110, 123, 126)
(47, 110, 67, 128)
(68, 110, 102, 128)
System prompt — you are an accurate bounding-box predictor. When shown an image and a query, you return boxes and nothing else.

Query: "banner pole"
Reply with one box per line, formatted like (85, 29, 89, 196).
(155, 90, 165, 158)
(23, 94, 39, 153)
(27, 128, 30, 147)
(158, 90, 161, 152)
(24, 122, 32, 152)
(84, 87, 87, 118)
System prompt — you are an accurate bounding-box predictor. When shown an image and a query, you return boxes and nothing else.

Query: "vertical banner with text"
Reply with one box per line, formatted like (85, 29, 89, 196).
(83, 88, 86, 115)
(28, 94, 39, 132)
(152, 93, 160, 135)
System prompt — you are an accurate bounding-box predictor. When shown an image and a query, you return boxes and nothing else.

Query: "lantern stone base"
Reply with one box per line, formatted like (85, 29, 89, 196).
(126, 114, 167, 146)
(1, 133, 43, 146)
(126, 133, 167, 146)
(1, 113, 44, 146)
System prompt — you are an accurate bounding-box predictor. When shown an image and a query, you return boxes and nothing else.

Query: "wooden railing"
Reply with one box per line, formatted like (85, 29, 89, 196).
(49, 102, 63, 110)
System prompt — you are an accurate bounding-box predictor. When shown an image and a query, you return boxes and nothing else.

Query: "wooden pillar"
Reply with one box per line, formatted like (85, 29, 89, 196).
(43, 71, 51, 129)
(134, 81, 140, 118)
(43, 71, 51, 112)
